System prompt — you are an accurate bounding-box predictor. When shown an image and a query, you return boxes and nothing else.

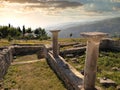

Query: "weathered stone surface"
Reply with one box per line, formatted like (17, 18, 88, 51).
(73, 44, 86, 48)
(66, 54, 74, 58)
(60, 43, 79, 47)
(13, 45, 43, 56)
(100, 39, 120, 51)
(111, 67, 120, 71)
(37, 48, 45, 59)
(60, 47, 86, 57)
(117, 85, 120, 90)
(50, 30, 61, 58)
(60, 39, 120, 57)
(0, 44, 44, 79)
(71, 58, 79, 63)
(81, 32, 108, 90)
(100, 78, 117, 87)
(0, 47, 13, 79)
(45, 45, 84, 90)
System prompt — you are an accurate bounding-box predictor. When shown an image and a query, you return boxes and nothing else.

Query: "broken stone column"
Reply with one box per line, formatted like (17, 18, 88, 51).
(50, 30, 61, 58)
(81, 32, 108, 90)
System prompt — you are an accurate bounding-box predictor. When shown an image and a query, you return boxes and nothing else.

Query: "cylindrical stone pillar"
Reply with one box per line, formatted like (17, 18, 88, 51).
(81, 32, 108, 90)
(50, 30, 61, 58)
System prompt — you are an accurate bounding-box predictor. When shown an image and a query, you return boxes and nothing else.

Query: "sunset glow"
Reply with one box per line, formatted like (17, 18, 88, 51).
(0, 0, 120, 29)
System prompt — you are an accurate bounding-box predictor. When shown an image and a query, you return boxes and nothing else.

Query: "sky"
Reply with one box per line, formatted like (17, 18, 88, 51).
(0, 0, 120, 29)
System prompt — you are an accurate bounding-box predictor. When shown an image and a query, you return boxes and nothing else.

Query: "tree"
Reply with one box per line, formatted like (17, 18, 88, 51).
(17, 27, 22, 33)
(26, 27, 32, 33)
(0, 26, 9, 38)
(8, 23, 11, 28)
(7, 35, 13, 42)
(70, 33, 73, 38)
(0, 32, 2, 40)
(8, 27, 21, 38)
(34, 27, 41, 37)
(22, 25, 26, 37)
(34, 27, 48, 40)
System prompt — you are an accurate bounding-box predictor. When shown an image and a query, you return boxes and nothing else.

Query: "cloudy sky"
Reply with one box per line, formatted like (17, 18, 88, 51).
(0, 0, 120, 29)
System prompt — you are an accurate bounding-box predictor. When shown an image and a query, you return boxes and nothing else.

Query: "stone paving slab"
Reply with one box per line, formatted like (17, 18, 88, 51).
(11, 59, 44, 65)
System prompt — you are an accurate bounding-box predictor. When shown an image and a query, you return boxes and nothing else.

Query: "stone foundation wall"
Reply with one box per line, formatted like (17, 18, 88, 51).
(100, 39, 120, 51)
(60, 47, 86, 57)
(0, 46, 13, 79)
(13, 44, 44, 56)
(44, 45, 84, 90)
(59, 39, 120, 57)
(0, 44, 44, 79)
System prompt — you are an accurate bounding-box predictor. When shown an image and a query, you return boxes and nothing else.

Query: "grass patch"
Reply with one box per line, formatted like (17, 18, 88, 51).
(14, 54, 39, 62)
(59, 38, 86, 44)
(3, 55, 66, 90)
(65, 51, 120, 90)
(0, 39, 51, 47)
(0, 39, 10, 47)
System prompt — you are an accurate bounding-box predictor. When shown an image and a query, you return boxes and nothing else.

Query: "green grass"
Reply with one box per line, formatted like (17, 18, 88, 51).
(65, 51, 120, 90)
(3, 55, 66, 90)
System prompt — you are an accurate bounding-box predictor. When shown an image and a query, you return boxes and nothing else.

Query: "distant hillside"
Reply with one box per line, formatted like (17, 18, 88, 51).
(56, 17, 120, 38)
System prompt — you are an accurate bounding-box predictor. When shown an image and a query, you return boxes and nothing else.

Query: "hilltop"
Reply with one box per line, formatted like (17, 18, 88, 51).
(55, 17, 120, 38)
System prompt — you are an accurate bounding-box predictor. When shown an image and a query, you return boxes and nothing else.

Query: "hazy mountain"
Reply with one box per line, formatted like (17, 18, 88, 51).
(55, 17, 120, 38)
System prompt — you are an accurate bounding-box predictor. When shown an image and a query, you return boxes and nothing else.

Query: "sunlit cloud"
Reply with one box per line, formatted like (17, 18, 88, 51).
(0, 0, 120, 28)
(3, 0, 83, 9)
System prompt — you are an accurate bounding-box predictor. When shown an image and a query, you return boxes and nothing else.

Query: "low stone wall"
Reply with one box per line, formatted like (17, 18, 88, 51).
(60, 47, 86, 57)
(13, 44, 44, 58)
(60, 39, 120, 57)
(100, 39, 120, 51)
(0, 44, 44, 80)
(60, 43, 79, 47)
(44, 45, 84, 90)
(0, 46, 13, 79)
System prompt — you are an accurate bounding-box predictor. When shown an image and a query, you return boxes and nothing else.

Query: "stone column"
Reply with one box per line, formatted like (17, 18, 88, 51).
(81, 32, 108, 90)
(50, 30, 61, 58)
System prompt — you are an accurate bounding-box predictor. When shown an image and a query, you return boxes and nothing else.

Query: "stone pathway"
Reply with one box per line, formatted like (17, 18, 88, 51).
(11, 59, 44, 65)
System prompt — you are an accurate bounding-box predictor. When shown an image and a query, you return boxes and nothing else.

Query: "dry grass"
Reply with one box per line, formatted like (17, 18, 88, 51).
(0, 39, 51, 47)
(13, 39, 51, 45)
(59, 38, 86, 44)
(0, 39, 10, 47)
(0, 38, 86, 47)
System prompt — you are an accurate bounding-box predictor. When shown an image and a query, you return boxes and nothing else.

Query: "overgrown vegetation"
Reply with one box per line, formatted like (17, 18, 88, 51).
(65, 51, 120, 90)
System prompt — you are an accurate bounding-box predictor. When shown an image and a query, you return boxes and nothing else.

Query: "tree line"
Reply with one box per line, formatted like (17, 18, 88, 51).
(0, 24, 50, 40)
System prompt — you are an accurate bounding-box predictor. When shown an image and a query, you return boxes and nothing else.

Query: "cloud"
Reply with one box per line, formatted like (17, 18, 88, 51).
(28, 1, 83, 9)
(6, 0, 83, 9)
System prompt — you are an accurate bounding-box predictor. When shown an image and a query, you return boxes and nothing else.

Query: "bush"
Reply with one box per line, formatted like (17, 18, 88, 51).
(7, 36, 13, 42)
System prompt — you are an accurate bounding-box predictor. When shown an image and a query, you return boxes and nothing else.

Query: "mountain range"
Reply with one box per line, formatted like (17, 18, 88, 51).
(48, 17, 120, 38)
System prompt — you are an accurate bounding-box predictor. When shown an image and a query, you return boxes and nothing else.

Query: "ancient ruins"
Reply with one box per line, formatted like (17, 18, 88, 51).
(81, 32, 108, 90)
(0, 31, 120, 90)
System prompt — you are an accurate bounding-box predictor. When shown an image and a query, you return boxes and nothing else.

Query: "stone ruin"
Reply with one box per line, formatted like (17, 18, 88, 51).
(0, 31, 120, 90)
(0, 44, 44, 81)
